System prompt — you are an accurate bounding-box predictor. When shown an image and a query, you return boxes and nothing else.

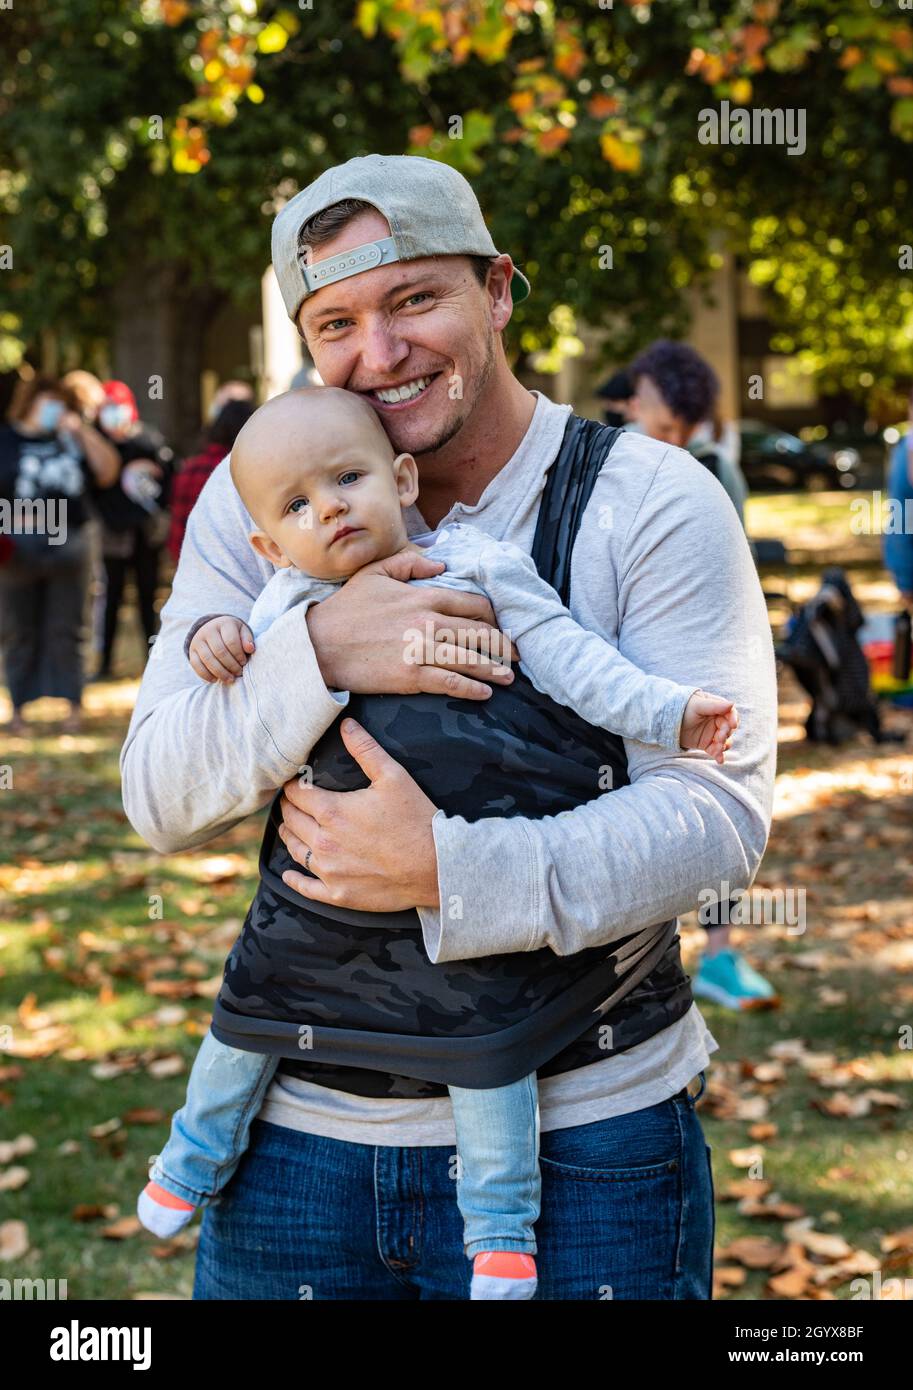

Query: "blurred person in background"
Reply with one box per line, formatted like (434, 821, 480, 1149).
(167, 399, 255, 564)
(629, 339, 774, 1011)
(630, 340, 749, 527)
(0, 374, 119, 734)
(206, 379, 254, 422)
(91, 380, 176, 679)
(62, 369, 107, 424)
(883, 386, 913, 610)
(594, 368, 637, 430)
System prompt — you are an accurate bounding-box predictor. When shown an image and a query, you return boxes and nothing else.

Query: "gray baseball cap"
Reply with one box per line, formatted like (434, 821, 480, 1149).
(271, 154, 531, 325)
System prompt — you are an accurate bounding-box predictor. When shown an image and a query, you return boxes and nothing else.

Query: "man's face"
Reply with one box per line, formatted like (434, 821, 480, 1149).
(296, 209, 505, 458)
(631, 375, 692, 448)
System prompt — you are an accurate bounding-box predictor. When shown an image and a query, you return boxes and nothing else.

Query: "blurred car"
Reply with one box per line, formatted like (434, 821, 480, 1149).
(738, 420, 859, 491)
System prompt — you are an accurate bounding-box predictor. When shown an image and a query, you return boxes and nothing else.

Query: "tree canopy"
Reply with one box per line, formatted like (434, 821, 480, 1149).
(2, 0, 911, 406)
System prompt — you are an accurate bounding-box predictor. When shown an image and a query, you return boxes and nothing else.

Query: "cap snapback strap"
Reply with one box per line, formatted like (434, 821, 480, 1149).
(301, 235, 400, 293)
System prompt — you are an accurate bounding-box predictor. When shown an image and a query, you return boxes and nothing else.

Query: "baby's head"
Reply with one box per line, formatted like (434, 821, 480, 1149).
(230, 387, 419, 580)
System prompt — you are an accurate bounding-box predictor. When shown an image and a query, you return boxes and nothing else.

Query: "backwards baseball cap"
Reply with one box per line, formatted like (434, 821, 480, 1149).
(271, 154, 531, 326)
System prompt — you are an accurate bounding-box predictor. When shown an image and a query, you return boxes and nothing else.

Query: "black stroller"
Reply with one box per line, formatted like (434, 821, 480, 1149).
(776, 568, 904, 746)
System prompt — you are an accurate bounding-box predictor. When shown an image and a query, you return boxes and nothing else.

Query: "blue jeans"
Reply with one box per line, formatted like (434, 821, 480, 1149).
(153, 1031, 542, 1259)
(192, 1075, 714, 1300)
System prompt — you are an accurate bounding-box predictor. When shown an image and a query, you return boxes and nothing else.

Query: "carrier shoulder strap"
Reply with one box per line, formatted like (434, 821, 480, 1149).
(530, 414, 622, 602)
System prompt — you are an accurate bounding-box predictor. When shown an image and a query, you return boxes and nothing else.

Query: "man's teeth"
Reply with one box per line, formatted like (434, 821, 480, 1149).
(374, 376, 432, 404)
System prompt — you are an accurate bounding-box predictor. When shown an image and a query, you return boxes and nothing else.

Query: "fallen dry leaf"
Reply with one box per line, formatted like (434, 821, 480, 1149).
(721, 1236, 784, 1269)
(0, 1134, 35, 1163)
(0, 1166, 29, 1192)
(146, 1055, 185, 1079)
(0, 1220, 29, 1261)
(722, 1177, 773, 1201)
(101, 1215, 142, 1240)
(72, 1203, 119, 1222)
(783, 1218, 853, 1260)
(729, 1146, 766, 1168)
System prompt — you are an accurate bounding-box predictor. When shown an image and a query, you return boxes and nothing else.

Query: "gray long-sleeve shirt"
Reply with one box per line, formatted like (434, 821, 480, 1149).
(120, 391, 778, 1145)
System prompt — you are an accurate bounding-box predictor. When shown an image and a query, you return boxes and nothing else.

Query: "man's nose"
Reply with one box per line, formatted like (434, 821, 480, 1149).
(357, 315, 410, 379)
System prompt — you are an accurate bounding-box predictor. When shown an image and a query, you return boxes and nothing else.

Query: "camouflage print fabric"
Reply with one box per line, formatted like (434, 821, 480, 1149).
(209, 414, 695, 1095)
(211, 666, 693, 1091)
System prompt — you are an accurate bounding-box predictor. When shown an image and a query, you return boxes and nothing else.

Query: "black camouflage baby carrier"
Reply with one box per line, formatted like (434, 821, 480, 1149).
(210, 415, 694, 1096)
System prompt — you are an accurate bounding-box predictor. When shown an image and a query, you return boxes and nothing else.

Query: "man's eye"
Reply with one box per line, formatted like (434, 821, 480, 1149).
(403, 292, 432, 308)
(322, 318, 352, 333)
(288, 497, 309, 513)
(339, 471, 360, 486)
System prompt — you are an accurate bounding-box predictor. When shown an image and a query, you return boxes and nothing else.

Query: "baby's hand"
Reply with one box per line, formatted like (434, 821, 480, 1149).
(680, 690, 739, 764)
(188, 616, 255, 684)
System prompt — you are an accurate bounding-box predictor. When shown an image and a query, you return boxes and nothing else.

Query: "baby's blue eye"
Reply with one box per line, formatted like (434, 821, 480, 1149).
(339, 471, 360, 486)
(288, 497, 309, 513)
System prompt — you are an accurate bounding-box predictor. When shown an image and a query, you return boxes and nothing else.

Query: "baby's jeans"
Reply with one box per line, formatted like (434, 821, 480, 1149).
(447, 1073, 541, 1260)
(149, 1028, 277, 1207)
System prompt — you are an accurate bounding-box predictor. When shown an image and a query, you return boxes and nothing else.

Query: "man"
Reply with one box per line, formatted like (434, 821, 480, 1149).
(121, 156, 777, 1299)
(628, 339, 775, 1011)
(629, 339, 749, 526)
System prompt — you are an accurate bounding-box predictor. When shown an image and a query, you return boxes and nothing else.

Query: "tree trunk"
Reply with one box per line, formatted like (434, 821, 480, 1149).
(111, 264, 221, 453)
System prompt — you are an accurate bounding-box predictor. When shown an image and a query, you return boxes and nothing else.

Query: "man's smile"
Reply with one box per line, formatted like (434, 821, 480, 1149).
(364, 373, 442, 409)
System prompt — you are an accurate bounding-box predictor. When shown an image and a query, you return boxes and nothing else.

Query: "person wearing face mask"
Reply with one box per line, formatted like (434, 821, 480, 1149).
(0, 374, 119, 735)
(90, 381, 177, 679)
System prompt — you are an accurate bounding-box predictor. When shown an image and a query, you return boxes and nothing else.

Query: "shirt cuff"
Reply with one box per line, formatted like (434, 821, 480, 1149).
(416, 809, 538, 964)
(183, 613, 229, 658)
(661, 685, 700, 751)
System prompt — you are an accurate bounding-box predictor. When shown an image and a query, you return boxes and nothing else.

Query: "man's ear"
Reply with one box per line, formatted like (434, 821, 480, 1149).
(392, 452, 420, 508)
(249, 530, 292, 568)
(486, 255, 515, 334)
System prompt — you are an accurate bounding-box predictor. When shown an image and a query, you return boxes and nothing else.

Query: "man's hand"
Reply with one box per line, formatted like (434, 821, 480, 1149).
(305, 544, 517, 700)
(278, 718, 441, 911)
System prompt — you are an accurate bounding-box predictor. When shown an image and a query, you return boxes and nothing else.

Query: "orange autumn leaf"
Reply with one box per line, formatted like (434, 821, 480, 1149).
(538, 126, 570, 152)
(588, 94, 619, 118)
(408, 124, 435, 147)
(160, 0, 189, 25)
(600, 132, 642, 173)
(738, 23, 770, 59)
(509, 89, 536, 115)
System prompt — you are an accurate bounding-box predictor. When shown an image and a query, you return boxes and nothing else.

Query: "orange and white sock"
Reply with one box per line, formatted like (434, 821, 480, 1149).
(470, 1251, 538, 1301)
(137, 1181, 196, 1238)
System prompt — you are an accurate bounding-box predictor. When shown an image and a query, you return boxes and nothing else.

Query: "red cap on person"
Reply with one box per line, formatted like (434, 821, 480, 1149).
(101, 380, 139, 422)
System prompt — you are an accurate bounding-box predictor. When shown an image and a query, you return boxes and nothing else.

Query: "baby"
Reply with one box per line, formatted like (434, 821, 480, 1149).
(139, 387, 738, 1300)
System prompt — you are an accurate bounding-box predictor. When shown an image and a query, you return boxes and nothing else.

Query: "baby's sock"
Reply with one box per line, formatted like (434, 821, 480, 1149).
(137, 1180, 197, 1238)
(470, 1251, 538, 1301)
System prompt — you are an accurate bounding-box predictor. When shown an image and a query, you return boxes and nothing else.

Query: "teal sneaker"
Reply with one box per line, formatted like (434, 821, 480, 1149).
(692, 949, 779, 1011)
